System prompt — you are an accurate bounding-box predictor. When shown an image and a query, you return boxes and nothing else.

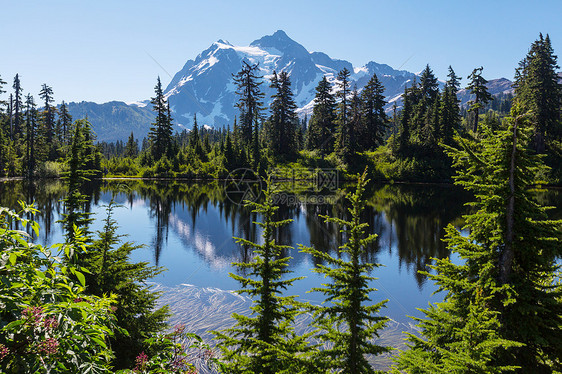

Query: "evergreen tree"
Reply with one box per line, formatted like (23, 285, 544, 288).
(335, 68, 353, 159)
(24, 94, 37, 179)
(414, 65, 440, 150)
(61, 119, 98, 245)
(189, 113, 205, 158)
(58, 101, 73, 145)
(513, 33, 562, 154)
(233, 61, 264, 146)
(224, 128, 234, 168)
(39, 84, 56, 150)
(300, 169, 390, 373)
(395, 81, 419, 156)
(337, 87, 361, 162)
(148, 77, 173, 160)
(0, 75, 6, 111)
(360, 73, 388, 150)
(267, 71, 298, 159)
(395, 106, 562, 372)
(12, 74, 23, 139)
(84, 199, 170, 370)
(439, 66, 462, 145)
(214, 181, 315, 374)
(306, 76, 336, 155)
(419, 64, 439, 102)
(466, 67, 493, 133)
(124, 131, 139, 158)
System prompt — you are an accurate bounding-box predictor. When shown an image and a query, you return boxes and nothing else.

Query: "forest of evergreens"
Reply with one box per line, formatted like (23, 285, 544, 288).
(0, 34, 561, 373)
(1, 35, 561, 185)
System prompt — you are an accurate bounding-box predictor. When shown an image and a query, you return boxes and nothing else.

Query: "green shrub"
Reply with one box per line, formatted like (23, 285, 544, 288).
(0, 204, 117, 373)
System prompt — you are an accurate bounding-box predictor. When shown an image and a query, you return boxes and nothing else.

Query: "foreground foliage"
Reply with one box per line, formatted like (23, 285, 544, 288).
(214, 181, 318, 374)
(395, 107, 562, 373)
(0, 204, 117, 373)
(301, 169, 390, 374)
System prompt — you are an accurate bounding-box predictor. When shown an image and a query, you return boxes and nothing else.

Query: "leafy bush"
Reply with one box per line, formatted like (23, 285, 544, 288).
(0, 204, 117, 373)
(35, 161, 66, 178)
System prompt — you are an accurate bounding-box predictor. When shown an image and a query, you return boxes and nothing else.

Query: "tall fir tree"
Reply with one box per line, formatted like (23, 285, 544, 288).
(0, 75, 6, 112)
(189, 113, 205, 158)
(360, 73, 388, 150)
(466, 67, 493, 133)
(124, 131, 139, 158)
(214, 181, 316, 374)
(439, 66, 462, 145)
(148, 77, 173, 161)
(24, 94, 37, 179)
(12, 74, 23, 139)
(513, 33, 562, 154)
(395, 105, 562, 372)
(58, 101, 73, 145)
(306, 76, 336, 155)
(267, 71, 298, 159)
(83, 198, 170, 370)
(335, 68, 352, 159)
(300, 169, 390, 373)
(39, 83, 56, 156)
(233, 61, 265, 146)
(61, 119, 99, 245)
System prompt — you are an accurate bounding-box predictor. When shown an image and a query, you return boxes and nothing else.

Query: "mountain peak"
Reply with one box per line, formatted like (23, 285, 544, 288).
(272, 29, 289, 38)
(215, 39, 232, 46)
(250, 30, 309, 59)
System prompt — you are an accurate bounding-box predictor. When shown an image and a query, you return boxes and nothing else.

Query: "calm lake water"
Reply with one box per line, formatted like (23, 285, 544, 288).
(2, 179, 560, 325)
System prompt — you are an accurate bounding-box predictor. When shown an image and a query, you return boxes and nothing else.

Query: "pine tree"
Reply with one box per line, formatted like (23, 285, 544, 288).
(267, 71, 298, 159)
(439, 66, 462, 145)
(24, 94, 37, 179)
(148, 77, 173, 160)
(395, 105, 562, 372)
(214, 181, 316, 374)
(84, 198, 170, 370)
(58, 101, 73, 145)
(124, 131, 139, 158)
(0, 75, 6, 112)
(233, 61, 264, 146)
(395, 81, 418, 156)
(300, 169, 390, 373)
(466, 67, 493, 133)
(306, 76, 336, 155)
(189, 113, 205, 158)
(61, 119, 98, 245)
(12, 74, 23, 139)
(337, 87, 361, 162)
(513, 33, 562, 154)
(224, 126, 235, 170)
(335, 68, 352, 158)
(360, 73, 388, 151)
(414, 65, 440, 150)
(39, 84, 56, 156)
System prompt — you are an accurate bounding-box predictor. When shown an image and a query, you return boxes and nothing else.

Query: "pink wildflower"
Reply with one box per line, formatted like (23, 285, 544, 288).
(0, 344, 9, 361)
(22, 306, 44, 325)
(43, 316, 59, 329)
(133, 351, 149, 372)
(37, 338, 59, 355)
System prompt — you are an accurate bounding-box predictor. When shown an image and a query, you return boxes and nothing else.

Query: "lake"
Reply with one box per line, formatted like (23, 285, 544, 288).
(1, 178, 480, 323)
(4, 178, 561, 370)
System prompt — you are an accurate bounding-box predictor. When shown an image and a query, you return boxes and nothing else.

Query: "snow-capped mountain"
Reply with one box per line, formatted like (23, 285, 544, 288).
(69, 30, 522, 142)
(157, 30, 418, 128)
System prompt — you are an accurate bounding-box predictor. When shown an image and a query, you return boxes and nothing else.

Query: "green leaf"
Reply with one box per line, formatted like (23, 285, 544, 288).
(5, 319, 25, 329)
(8, 253, 17, 265)
(74, 270, 86, 287)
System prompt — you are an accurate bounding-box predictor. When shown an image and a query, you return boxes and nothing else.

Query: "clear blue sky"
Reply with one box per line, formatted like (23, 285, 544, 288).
(2, 0, 561, 104)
